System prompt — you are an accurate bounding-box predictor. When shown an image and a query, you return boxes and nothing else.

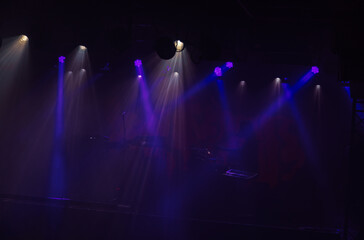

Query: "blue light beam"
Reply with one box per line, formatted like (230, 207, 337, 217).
(50, 56, 66, 197)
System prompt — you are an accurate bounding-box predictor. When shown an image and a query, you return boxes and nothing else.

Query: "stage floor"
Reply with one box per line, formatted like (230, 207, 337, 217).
(0, 193, 342, 240)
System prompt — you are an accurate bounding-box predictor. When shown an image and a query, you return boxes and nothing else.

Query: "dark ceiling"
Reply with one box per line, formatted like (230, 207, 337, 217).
(0, 0, 363, 72)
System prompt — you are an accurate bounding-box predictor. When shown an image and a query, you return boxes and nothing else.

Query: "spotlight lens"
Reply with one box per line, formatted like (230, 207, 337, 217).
(80, 45, 87, 50)
(311, 66, 319, 74)
(19, 35, 28, 42)
(214, 67, 222, 77)
(138, 75, 142, 78)
(134, 59, 142, 67)
(174, 40, 184, 52)
(226, 62, 233, 68)
(58, 56, 66, 63)
(275, 77, 281, 82)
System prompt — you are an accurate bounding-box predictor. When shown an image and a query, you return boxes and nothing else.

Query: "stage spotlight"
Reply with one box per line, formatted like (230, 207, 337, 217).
(134, 59, 142, 67)
(214, 67, 222, 77)
(79, 45, 87, 50)
(240, 81, 245, 86)
(138, 75, 142, 78)
(174, 40, 184, 52)
(275, 77, 281, 82)
(173, 72, 179, 79)
(19, 35, 28, 42)
(311, 66, 319, 74)
(316, 84, 321, 89)
(155, 36, 176, 60)
(226, 62, 233, 68)
(59, 56, 65, 63)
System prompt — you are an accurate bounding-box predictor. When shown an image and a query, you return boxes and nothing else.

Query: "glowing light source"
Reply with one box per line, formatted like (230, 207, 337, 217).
(275, 77, 281, 82)
(59, 56, 66, 63)
(138, 75, 142, 78)
(19, 35, 28, 42)
(174, 40, 184, 52)
(316, 84, 321, 89)
(134, 59, 142, 67)
(226, 62, 233, 68)
(240, 81, 245, 86)
(173, 72, 179, 80)
(214, 67, 222, 77)
(311, 66, 319, 74)
(79, 45, 87, 50)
